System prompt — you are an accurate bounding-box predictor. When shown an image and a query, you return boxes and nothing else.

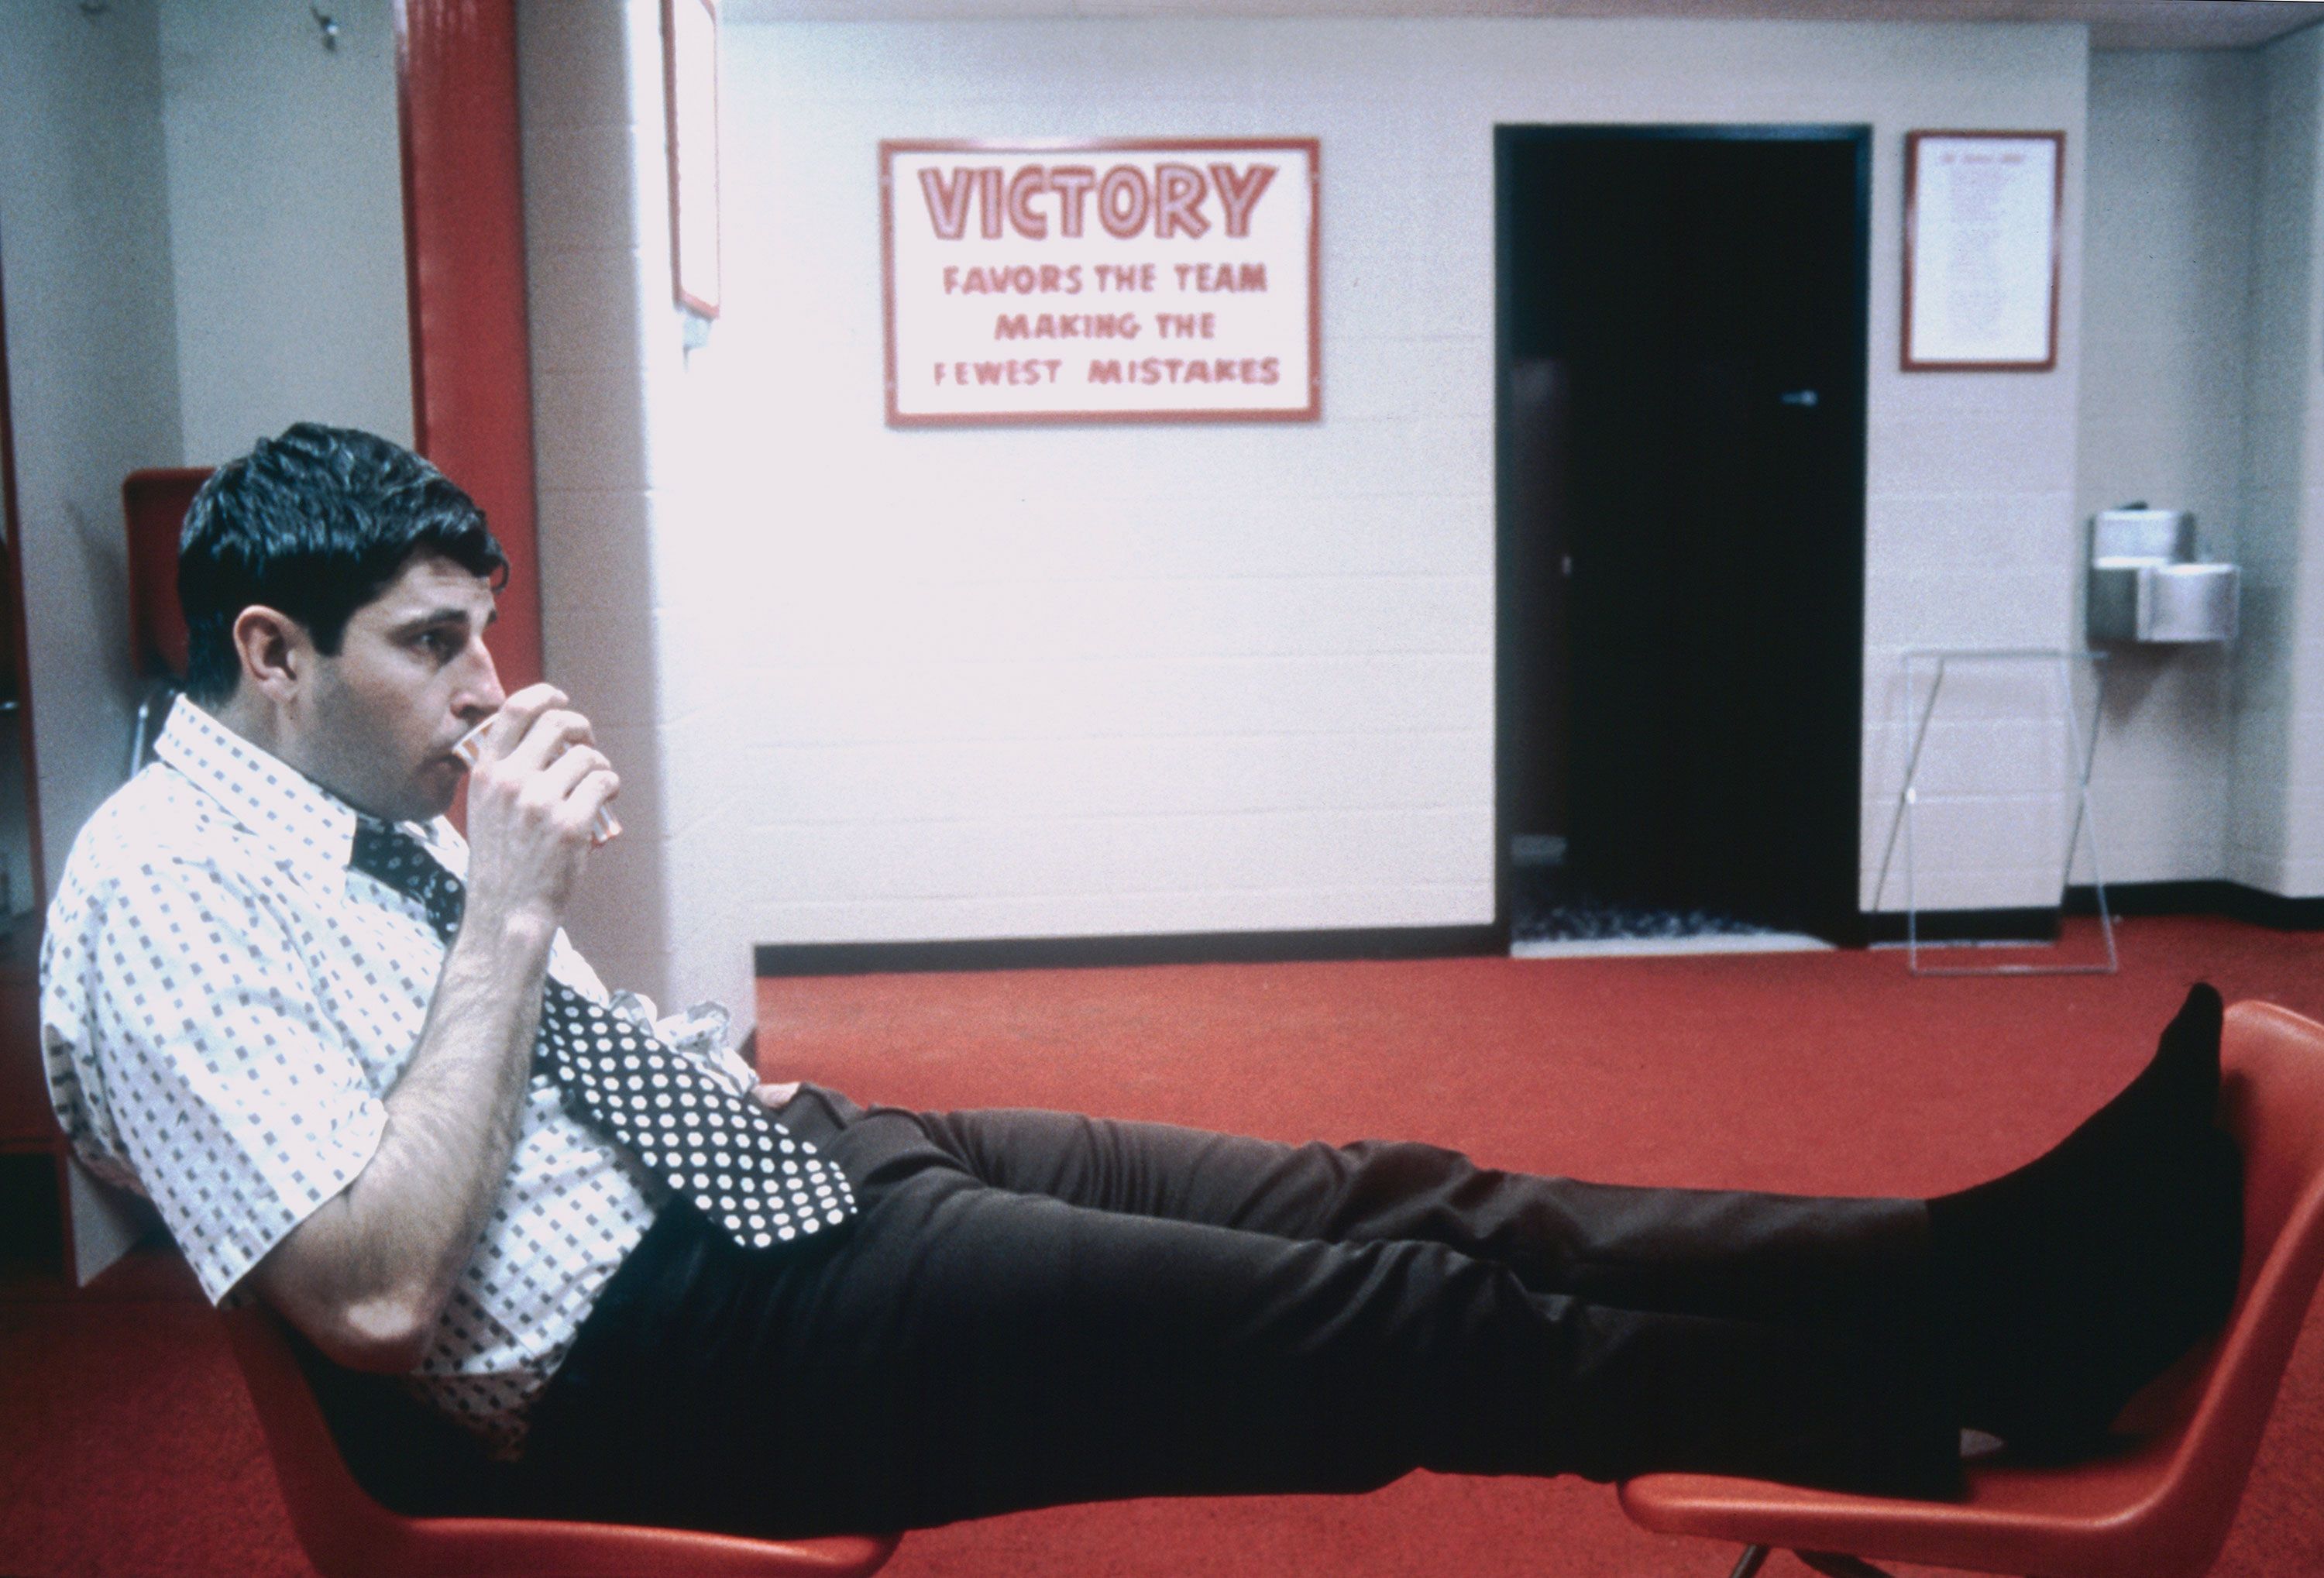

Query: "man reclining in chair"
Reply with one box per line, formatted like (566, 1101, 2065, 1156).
(41, 422, 2246, 1538)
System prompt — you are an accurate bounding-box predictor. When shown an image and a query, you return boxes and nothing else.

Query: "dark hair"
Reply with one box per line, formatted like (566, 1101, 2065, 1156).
(177, 423, 509, 703)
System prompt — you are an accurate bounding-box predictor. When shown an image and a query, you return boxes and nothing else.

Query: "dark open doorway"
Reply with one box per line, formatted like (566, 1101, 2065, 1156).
(1496, 126, 1870, 948)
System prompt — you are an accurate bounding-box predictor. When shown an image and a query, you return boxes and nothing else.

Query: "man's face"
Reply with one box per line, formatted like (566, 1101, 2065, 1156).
(293, 552, 506, 823)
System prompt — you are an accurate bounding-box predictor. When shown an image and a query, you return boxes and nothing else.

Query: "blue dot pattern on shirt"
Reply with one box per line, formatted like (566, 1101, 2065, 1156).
(348, 820, 856, 1250)
(43, 700, 666, 1453)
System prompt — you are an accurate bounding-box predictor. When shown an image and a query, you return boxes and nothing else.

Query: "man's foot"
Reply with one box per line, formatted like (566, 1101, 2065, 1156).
(1925, 984, 2244, 1454)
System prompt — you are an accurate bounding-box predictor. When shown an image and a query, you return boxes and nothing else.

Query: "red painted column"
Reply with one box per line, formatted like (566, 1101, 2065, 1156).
(397, 0, 544, 695)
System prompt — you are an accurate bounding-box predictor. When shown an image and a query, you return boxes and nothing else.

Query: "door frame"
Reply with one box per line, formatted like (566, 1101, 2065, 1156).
(1491, 122, 1873, 948)
(397, 0, 543, 694)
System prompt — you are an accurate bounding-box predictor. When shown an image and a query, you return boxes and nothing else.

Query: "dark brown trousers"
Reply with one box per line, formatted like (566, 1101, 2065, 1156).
(517, 1086, 1958, 1537)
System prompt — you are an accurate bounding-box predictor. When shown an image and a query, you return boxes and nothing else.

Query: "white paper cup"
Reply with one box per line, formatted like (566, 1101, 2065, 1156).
(452, 718, 621, 845)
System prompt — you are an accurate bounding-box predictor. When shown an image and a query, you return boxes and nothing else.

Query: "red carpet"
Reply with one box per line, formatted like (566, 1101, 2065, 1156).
(6, 913, 2322, 1576)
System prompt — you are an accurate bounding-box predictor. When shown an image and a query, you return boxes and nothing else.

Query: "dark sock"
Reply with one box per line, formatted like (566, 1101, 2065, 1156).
(1932, 982, 2222, 1243)
(1925, 983, 2243, 1453)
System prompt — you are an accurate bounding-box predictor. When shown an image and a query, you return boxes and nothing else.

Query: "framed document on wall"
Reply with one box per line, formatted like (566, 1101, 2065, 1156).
(1901, 131, 2063, 371)
(664, 0, 720, 317)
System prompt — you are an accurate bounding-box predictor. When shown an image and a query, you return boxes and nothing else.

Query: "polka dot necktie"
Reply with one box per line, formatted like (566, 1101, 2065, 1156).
(349, 820, 856, 1250)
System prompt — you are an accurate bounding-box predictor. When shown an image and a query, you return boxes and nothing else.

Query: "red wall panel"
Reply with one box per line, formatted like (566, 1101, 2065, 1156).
(398, 0, 544, 696)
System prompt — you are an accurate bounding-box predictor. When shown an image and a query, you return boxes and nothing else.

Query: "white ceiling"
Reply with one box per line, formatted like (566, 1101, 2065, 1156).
(727, 0, 2324, 52)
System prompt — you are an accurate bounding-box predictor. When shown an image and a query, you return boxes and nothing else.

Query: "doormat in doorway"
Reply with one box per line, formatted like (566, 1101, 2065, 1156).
(1511, 931, 1833, 959)
(1508, 861, 1832, 957)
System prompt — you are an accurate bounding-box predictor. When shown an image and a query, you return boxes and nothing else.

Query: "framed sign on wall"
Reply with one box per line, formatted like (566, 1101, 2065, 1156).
(881, 138, 1321, 426)
(1900, 130, 2064, 371)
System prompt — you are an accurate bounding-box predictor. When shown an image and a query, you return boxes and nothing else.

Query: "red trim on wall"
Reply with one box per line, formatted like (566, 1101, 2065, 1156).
(396, 0, 544, 695)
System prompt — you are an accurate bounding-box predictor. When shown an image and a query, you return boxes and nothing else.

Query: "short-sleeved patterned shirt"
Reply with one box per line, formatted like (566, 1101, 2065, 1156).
(40, 698, 668, 1455)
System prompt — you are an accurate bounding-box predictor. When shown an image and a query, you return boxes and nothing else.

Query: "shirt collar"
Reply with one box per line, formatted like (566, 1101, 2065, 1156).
(153, 698, 441, 887)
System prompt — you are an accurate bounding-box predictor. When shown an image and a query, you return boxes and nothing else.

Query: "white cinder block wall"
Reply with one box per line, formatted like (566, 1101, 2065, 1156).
(528, 12, 2324, 984)
(522, 0, 757, 1033)
(2, 0, 409, 904)
(2071, 50, 2257, 886)
(2231, 26, 2324, 898)
(710, 17, 2088, 940)
(0, 0, 182, 902)
(155, 0, 411, 462)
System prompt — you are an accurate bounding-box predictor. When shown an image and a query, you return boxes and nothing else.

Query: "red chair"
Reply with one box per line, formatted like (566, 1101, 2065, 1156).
(222, 1301, 902, 1578)
(122, 466, 207, 772)
(1619, 998, 2324, 1578)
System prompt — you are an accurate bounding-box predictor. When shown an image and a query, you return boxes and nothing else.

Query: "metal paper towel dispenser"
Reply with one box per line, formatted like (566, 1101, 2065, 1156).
(2087, 506, 2239, 644)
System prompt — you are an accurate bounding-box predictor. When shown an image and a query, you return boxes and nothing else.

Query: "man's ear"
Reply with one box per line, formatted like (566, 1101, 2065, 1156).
(230, 606, 311, 704)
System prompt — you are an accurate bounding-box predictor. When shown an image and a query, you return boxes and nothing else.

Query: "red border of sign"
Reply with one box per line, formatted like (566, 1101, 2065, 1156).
(1900, 129, 2064, 373)
(879, 137, 1322, 427)
(664, 0, 722, 318)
